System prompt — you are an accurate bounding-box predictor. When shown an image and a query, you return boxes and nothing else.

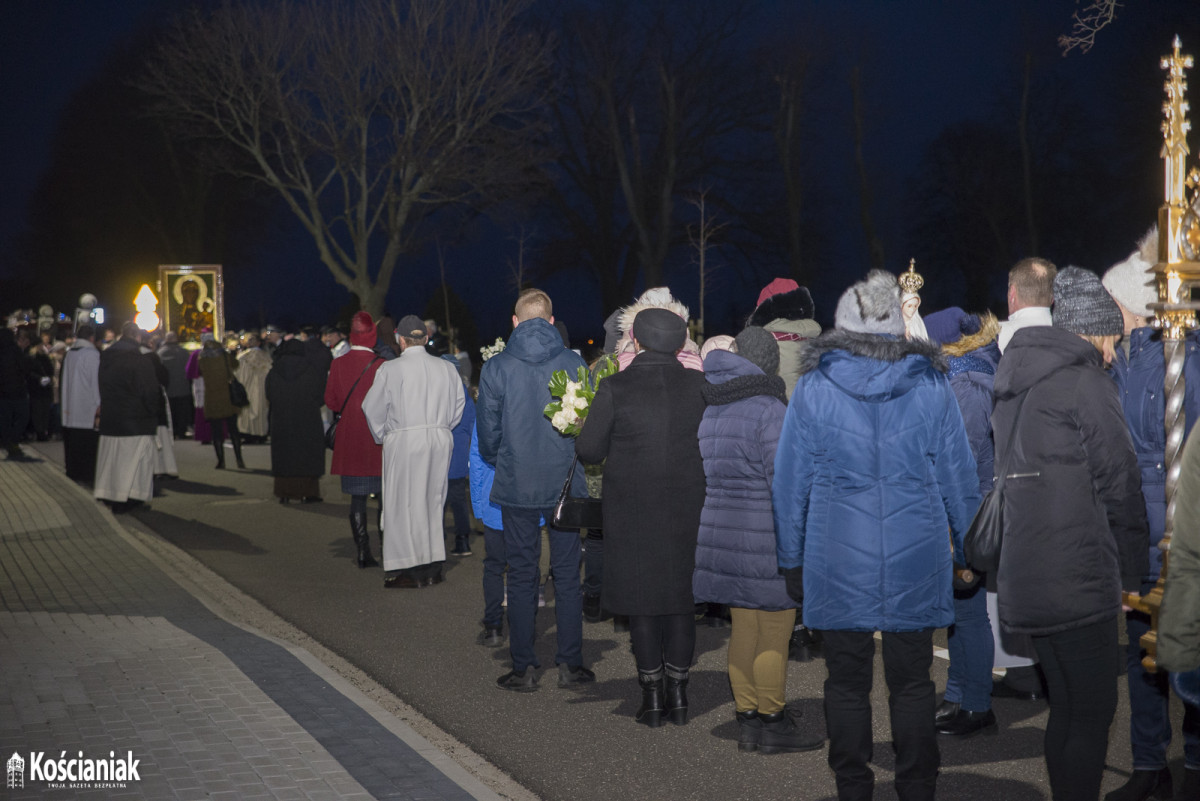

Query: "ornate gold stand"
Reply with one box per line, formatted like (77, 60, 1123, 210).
(1123, 37, 1200, 673)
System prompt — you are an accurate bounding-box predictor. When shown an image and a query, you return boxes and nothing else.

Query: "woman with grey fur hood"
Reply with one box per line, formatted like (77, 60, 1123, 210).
(773, 269, 979, 801)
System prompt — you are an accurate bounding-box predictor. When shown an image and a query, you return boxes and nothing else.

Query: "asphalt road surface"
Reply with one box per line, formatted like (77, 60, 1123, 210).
(33, 436, 1191, 801)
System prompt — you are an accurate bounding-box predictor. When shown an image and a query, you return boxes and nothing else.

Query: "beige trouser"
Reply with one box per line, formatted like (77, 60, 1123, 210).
(728, 607, 797, 715)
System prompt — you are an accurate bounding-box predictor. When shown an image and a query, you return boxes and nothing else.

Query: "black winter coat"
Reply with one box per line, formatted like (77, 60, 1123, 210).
(576, 350, 707, 615)
(97, 338, 160, 437)
(266, 339, 327, 479)
(0, 330, 30, 399)
(992, 326, 1148, 636)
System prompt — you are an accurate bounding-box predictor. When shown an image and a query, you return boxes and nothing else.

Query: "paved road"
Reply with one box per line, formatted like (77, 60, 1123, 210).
(17, 436, 1193, 800)
(0, 445, 516, 800)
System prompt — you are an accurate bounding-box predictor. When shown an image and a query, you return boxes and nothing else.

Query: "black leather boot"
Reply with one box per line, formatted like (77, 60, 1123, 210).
(230, 428, 245, 469)
(1103, 767, 1173, 801)
(212, 437, 225, 469)
(736, 709, 761, 752)
(349, 512, 378, 568)
(664, 664, 689, 725)
(635, 668, 665, 728)
(758, 707, 825, 754)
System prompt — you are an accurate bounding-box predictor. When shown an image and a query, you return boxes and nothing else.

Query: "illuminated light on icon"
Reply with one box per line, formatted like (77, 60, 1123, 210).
(134, 285, 160, 332)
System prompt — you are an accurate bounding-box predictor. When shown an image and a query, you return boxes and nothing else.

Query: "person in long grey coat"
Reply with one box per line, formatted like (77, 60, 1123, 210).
(576, 308, 707, 728)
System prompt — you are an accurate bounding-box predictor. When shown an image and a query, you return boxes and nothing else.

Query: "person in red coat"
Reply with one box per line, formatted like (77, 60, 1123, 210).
(324, 312, 385, 567)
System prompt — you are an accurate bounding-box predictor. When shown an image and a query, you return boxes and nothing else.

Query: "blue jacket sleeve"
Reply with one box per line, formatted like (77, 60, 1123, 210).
(934, 384, 982, 567)
(476, 359, 502, 465)
(773, 390, 814, 570)
(469, 423, 501, 529)
(952, 373, 995, 498)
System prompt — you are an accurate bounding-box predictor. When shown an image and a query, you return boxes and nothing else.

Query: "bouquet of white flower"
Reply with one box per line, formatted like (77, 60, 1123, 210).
(543, 356, 618, 436)
(480, 337, 506, 362)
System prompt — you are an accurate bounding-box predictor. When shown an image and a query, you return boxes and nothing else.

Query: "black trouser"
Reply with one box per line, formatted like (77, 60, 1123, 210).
(1032, 615, 1120, 801)
(168, 395, 193, 438)
(823, 629, 939, 801)
(629, 613, 695, 673)
(62, 427, 99, 483)
(211, 416, 242, 462)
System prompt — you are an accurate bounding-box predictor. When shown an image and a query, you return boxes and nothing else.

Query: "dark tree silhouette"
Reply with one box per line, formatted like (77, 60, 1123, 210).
(536, 0, 762, 315)
(138, 0, 554, 317)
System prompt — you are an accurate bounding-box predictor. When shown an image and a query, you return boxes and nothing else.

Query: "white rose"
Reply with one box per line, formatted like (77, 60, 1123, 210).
(552, 409, 576, 431)
(571, 394, 590, 411)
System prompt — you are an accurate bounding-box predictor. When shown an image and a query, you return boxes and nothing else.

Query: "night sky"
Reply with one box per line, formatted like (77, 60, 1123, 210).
(2, 1, 1198, 346)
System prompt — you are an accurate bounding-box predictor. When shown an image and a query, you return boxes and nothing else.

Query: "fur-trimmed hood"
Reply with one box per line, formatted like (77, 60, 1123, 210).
(942, 312, 1000, 358)
(746, 286, 815, 327)
(797, 330, 948, 403)
(614, 289, 696, 356)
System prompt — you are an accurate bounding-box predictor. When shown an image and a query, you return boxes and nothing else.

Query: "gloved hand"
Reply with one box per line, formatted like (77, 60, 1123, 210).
(781, 566, 804, 604)
(40, 376, 51, 387)
(953, 567, 981, 591)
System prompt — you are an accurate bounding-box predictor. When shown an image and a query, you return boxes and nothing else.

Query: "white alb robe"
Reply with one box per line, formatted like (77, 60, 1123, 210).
(94, 435, 156, 503)
(361, 346, 465, 571)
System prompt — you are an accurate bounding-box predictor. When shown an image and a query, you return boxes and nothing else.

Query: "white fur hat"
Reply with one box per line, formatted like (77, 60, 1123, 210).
(834, 269, 905, 336)
(1102, 227, 1158, 317)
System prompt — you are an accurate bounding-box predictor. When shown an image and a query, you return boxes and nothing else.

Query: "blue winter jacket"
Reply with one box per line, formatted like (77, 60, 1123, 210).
(693, 350, 795, 611)
(773, 331, 980, 632)
(948, 341, 999, 498)
(448, 392, 474, 480)
(1111, 326, 1200, 583)
(441, 355, 473, 480)
(477, 318, 586, 508)
(469, 423, 503, 531)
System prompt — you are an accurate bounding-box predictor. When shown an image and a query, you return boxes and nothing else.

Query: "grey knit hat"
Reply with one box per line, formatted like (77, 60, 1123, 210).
(733, 326, 780, 376)
(834, 269, 905, 336)
(1053, 266, 1124, 336)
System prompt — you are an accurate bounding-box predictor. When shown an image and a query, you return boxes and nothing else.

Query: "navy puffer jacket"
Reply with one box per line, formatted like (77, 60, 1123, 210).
(693, 350, 794, 611)
(1110, 326, 1200, 584)
(773, 331, 980, 632)
(477, 318, 586, 508)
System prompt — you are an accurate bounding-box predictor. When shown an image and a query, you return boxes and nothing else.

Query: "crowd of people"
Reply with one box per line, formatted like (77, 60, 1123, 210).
(5, 237, 1200, 800)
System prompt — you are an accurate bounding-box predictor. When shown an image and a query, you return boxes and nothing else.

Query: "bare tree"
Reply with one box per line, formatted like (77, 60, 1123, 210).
(138, 0, 553, 316)
(851, 65, 886, 272)
(686, 188, 729, 339)
(773, 48, 816, 286)
(538, 0, 760, 314)
(1058, 0, 1120, 55)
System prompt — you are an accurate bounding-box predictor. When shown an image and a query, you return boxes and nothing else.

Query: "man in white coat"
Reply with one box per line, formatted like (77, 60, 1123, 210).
(60, 324, 101, 484)
(362, 314, 465, 589)
(997, 257, 1057, 353)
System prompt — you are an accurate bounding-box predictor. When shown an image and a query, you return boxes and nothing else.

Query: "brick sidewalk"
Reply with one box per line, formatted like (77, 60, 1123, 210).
(0, 455, 498, 800)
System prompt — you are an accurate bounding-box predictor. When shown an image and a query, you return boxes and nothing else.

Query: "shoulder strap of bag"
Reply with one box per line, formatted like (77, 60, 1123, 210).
(557, 453, 580, 505)
(338, 356, 381, 416)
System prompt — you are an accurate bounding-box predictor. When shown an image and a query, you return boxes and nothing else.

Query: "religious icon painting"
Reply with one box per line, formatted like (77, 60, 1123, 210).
(158, 264, 224, 348)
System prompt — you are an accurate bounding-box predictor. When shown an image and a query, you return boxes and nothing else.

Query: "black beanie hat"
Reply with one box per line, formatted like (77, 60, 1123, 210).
(632, 308, 687, 353)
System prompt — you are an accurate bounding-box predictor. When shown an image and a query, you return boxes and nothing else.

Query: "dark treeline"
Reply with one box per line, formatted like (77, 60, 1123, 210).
(6, 0, 1199, 343)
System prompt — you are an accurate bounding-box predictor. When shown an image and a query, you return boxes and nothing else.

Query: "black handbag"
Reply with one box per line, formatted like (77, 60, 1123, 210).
(325, 356, 380, 451)
(552, 453, 603, 531)
(963, 391, 1027, 573)
(963, 486, 1003, 573)
(228, 377, 250, 407)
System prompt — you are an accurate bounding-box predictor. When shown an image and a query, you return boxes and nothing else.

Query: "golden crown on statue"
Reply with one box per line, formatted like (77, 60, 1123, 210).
(898, 258, 924, 295)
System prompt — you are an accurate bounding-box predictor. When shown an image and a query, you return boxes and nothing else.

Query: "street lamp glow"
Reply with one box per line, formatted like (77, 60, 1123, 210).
(134, 284, 160, 332)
